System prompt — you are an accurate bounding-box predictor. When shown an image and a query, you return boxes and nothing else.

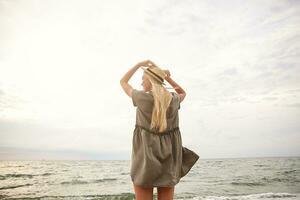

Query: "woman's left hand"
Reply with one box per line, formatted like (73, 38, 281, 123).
(136, 60, 157, 68)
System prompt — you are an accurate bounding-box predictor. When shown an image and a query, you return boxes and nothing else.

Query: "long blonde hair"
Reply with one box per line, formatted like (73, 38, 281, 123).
(145, 73, 173, 133)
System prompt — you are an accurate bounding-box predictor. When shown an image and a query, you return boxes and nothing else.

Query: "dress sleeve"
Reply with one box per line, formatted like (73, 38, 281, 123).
(176, 93, 181, 110)
(172, 92, 181, 110)
(132, 89, 147, 107)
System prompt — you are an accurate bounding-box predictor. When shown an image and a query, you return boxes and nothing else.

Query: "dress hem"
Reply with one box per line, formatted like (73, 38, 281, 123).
(131, 177, 180, 188)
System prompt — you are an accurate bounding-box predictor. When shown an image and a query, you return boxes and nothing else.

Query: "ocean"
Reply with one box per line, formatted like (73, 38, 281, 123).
(0, 157, 299, 200)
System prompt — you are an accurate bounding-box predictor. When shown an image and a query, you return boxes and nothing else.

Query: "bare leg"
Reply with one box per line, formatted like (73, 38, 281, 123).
(157, 186, 174, 200)
(133, 183, 154, 200)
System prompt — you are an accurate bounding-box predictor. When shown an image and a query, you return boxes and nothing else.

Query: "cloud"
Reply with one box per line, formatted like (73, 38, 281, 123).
(284, 103, 300, 108)
(0, 146, 128, 160)
(0, 0, 300, 159)
(0, 118, 132, 153)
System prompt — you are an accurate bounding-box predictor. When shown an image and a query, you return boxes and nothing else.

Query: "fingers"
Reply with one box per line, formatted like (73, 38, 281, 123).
(163, 69, 171, 77)
(147, 60, 158, 68)
(137, 60, 149, 67)
(166, 70, 171, 76)
(138, 59, 159, 69)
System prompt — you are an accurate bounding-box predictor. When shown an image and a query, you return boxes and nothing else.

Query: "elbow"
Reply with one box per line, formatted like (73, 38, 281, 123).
(120, 79, 128, 87)
(180, 91, 186, 99)
(178, 91, 186, 96)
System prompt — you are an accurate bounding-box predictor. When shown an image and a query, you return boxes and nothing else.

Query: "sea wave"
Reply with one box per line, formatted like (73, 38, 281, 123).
(0, 193, 135, 200)
(177, 192, 300, 200)
(0, 183, 33, 190)
(0, 172, 53, 180)
(60, 178, 118, 185)
(231, 181, 265, 186)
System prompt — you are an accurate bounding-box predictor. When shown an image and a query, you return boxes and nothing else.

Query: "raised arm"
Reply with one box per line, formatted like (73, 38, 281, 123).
(165, 76, 186, 103)
(120, 60, 150, 97)
(120, 64, 140, 97)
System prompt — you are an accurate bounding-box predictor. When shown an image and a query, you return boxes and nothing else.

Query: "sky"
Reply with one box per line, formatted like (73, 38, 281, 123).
(0, 0, 299, 160)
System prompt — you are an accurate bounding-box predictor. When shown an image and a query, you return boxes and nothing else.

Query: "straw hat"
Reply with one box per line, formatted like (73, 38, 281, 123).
(141, 66, 167, 86)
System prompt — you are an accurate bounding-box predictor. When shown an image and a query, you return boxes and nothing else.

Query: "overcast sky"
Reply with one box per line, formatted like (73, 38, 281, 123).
(0, 0, 299, 160)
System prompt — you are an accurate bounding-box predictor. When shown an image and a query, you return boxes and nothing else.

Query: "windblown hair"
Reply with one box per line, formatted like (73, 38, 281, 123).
(144, 73, 173, 133)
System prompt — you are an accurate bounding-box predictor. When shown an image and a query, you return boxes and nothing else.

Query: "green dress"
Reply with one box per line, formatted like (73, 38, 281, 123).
(130, 89, 199, 187)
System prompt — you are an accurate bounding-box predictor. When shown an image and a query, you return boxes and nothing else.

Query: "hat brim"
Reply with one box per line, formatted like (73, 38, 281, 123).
(141, 67, 166, 85)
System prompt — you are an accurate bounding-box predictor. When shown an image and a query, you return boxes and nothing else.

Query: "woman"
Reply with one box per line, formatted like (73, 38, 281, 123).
(120, 60, 199, 200)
